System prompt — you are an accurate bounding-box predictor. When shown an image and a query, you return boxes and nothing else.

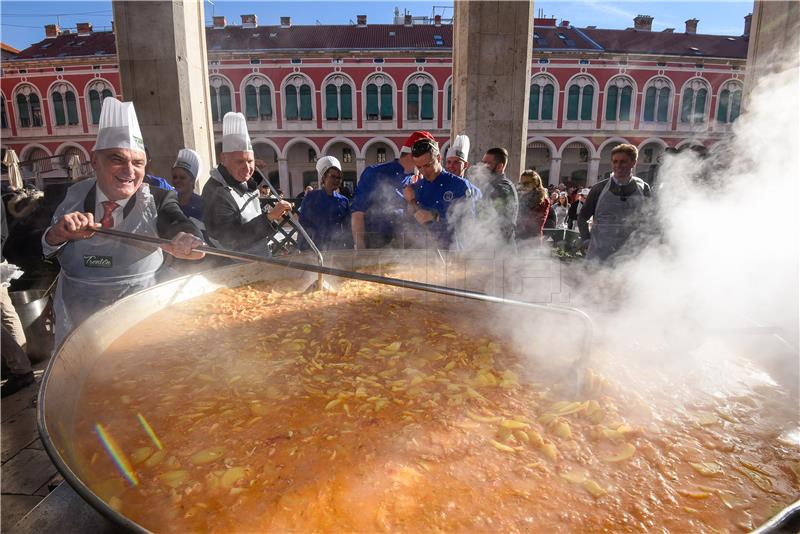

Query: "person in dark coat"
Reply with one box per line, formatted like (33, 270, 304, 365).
(516, 169, 550, 242)
(476, 147, 519, 247)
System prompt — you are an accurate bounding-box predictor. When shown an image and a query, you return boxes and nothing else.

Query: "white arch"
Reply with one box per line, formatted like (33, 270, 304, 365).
(10, 81, 43, 99)
(82, 78, 116, 124)
(442, 75, 454, 121)
(279, 72, 316, 122)
(526, 136, 558, 157)
(361, 136, 400, 159)
(238, 73, 276, 120)
(529, 73, 560, 121)
(678, 77, 712, 123)
(250, 137, 281, 157)
(597, 136, 631, 155)
(402, 71, 438, 122)
(675, 139, 705, 150)
(557, 136, 597, 158)
(320, 72, 356, 121)
(637, 137, 669, 151)
(714, 78, 744, 122)
(54, 141, 90, 160)
(45, 79, 83, 129)
(10, 82, 44, 130)
(361, 72, 398, 121)
(280, 136, 320, 160)
(602, 75, 637, 121)
(209, 74, 236, 117)
(562, 73, 599, 122)
(21, 143, 52, 160)
(321, 136, 361, 159)
(639, 75, 675, 124)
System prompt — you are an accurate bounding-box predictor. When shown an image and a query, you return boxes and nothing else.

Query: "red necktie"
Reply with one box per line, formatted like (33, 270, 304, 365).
(100, 200, 119, 229)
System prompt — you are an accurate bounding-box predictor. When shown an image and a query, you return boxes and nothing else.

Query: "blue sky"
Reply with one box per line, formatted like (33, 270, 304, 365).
(1, 0, 754, 51)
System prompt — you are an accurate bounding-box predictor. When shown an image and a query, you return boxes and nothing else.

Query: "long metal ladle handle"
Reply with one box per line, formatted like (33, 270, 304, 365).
(93, 226, 594, 388)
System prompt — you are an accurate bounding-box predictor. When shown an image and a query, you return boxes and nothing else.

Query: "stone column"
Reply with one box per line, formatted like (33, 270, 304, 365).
(278, 158, 290, 195)
(587, 157, 600, 185)
(548, 157, 561, 187)
(451, 0, 534, 182)
(356, 157, 366, 180)
(112, 1, 215, 188)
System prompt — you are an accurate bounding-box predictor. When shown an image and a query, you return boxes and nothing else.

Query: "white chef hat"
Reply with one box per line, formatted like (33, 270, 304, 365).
(316, 155, 342, 179)
(173, 148, 201, 180)
(580, 188, 591, 196)
(222, 112, 252, 153)
(446, 134, 470, 162)
(93, 98, 145, 154)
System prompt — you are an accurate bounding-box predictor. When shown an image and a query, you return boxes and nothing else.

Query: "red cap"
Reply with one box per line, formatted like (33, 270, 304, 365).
(401, 130, 435, 154)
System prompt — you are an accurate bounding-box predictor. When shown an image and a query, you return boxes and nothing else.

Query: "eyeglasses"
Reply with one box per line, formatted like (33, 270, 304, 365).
(411, 139, 438, 158)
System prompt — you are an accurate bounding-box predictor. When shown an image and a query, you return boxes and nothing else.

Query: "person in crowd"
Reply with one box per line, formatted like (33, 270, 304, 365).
(444, 134, 470, 178)
(552, 191, 570, 229)
(170, 148, 203, 221)
(143, 146, 175, 191)
(298, 156, 351, 251)
(515, 169, 550, 242)
(475, 147, 519, 246)
(1, 200, 34, 396)
(201, 112, 292, 255)
(567, 188, 590, 230)
(578, 143, 654, 262)
(351, 131, 433, 249)
(549, 190, 559, 206)
(41, 98, 205, 348)
(403, 138, 476, 249)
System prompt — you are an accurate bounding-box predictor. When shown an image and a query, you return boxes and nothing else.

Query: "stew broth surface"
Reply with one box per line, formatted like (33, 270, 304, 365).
(72, 280, 799, 533)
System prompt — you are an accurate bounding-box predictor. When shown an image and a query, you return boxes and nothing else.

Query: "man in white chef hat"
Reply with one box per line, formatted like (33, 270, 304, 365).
(201, 112, 292, 255)
(444, 134, 471, 178)
(297, 155, 351, 250)
(42, 97, 205, 348)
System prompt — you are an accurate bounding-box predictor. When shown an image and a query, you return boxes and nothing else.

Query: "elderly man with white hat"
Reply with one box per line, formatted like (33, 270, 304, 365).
(42, 98, 204, 348)
(170, 148, 204, 221)
(297, 156, 352, 250)
(201, 112, 292, 255)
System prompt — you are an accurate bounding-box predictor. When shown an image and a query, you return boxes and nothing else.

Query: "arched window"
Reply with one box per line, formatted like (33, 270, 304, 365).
(604, 77, 634, 122)
(680, 79, 709, 124)
(87, 81, 114, 124)
(51, 83, 79, 126)
(324, 76, 353, 121)
(284, 76, 313, 121)
(716, 81, 743, 124)
(15, 85, 43, 128)
(243, 77, 273, 120)
(446, 83, 452, 121)
(529, 75, 555, 120)
(405, 75, 434, 121)
(209, 77, 233, 123)
(1, 96, 7, 129)
(365, 74, 394, 121)
(60, 146, 87, 168)
(565, 76, 595, 121)
(642, 78, 672, 123)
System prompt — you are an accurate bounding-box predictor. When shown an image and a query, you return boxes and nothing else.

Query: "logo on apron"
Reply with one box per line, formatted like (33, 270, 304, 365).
(83, 255, 113, 268)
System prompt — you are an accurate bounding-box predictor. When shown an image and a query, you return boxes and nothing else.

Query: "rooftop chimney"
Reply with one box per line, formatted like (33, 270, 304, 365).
(685, 18, 699, 34)
(357, 15, 367, 27)
(744, 13, 752, 37)
(76, 22, 93, 36)
(561, 20, 570, 28)
(434, 15, 442, 27)
(241, 14, 257, 28)
(280, 16, 291, 28)
(633, 15, 653, 31)
(404, 14, 413, 27)
(212, 16, 226, 29)
(45, 24, 61, 39)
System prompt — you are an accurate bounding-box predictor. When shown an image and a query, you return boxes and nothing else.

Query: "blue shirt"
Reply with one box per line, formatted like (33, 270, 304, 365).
(179, 193, 204, 220)
(298, 190, 352, 250)
(351, 160, 407, 242)
(408, 171, 477, 248)
(144, 174, 175, 191)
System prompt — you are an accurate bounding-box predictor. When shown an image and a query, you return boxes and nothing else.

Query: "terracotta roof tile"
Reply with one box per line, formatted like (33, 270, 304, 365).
(580, 28, 747, 58)
(14, 32, 116, 60)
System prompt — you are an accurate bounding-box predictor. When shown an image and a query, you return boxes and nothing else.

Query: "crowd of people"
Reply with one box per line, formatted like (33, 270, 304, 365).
(1, 98, 655, 395)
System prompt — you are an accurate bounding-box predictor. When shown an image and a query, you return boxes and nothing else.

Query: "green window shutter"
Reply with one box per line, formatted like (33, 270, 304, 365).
(65, 91, 79, 125)
(694, 88, 707, 123)
(529, 84, 540, 120)
(52, 92, 66, 126)
(299, 84, 313, 120)
(101, 89, 112, 100)
(259, 86, 272, 119)
(657, 88, 670, 122)
(219, 86, 232, 116)
(366, 84, 378, 119)
(210, 87, 219, 122)
(605, 86, 618, 121)
(680, 88, 693, 123)
(89, 90, 102, 124)
(340, 85, 352, 120)
(421, 84, 434, 120)
(285, 86, 298, 120)
(17, 94, 30, 127)
(717, 89, 730, 123)
(730, 90, 741, 123)
(643, 87, 656, 122)
(542, 84, 554, 120)
(406, 84, 419, 120)
(447, 84, 452, 120)
(580, 85, 593, 120)
(380, 84, 393, 120)
(619, 86, 632, 121)
(325, 84, 339, 120)
(30, 95, 42, 127)
(567, 85, 579, 120)
(245, 85, 258, 119)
